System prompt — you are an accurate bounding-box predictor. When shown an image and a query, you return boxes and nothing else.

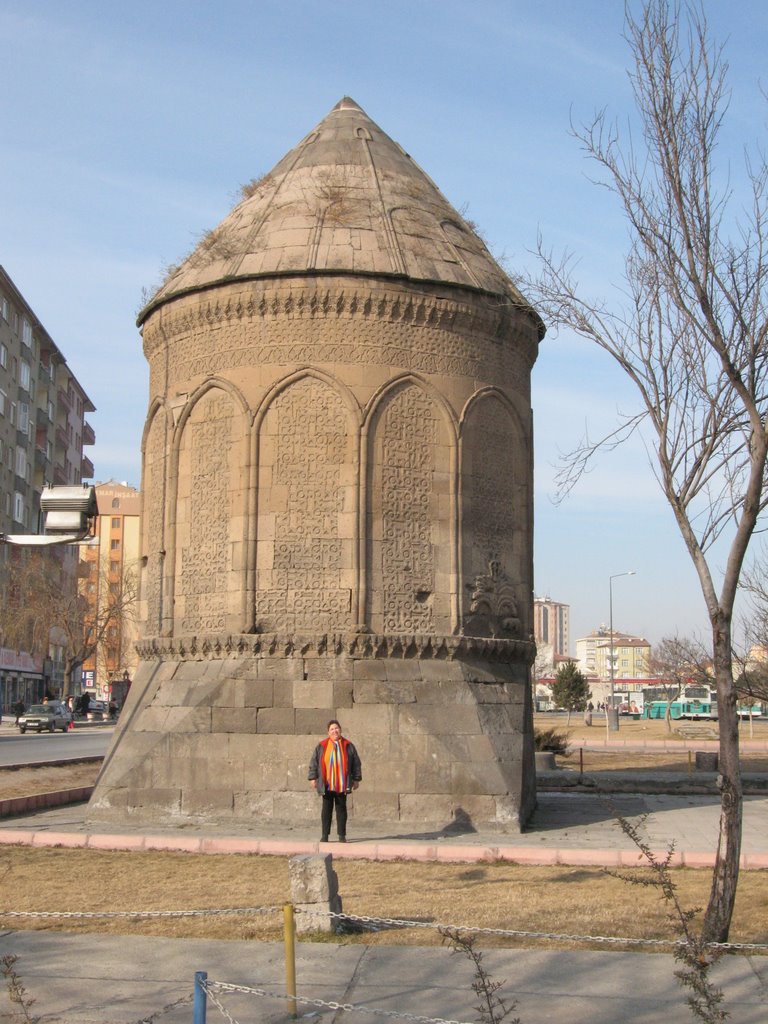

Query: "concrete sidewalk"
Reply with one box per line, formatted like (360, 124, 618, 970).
(1, 790, 766, 868)
(0, 930, 765, 1024)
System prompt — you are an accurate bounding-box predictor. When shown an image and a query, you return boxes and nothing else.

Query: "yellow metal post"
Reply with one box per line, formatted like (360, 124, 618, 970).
(284, 903, 297, 1019)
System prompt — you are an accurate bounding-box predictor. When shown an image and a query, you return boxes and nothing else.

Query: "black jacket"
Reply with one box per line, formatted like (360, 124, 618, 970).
(308, 737, 362, 795)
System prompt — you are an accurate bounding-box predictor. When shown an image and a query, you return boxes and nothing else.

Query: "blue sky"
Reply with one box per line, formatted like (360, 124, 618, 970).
(2, 0, 766, 650)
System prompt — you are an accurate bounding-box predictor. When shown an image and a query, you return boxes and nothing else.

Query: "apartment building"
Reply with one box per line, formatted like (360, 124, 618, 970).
(0, 265, 96, 707)
(576, 626, 651, 683)
(79, 482, 140, 703)
(533, 596, 570, 669)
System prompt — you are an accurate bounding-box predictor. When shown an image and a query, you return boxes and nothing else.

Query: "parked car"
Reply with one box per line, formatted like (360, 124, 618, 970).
(86, 700, 107, 721)
(18, 703, 72, 734)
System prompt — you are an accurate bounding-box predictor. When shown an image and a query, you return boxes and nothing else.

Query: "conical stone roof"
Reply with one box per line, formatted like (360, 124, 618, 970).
(139, 97, 536, 325)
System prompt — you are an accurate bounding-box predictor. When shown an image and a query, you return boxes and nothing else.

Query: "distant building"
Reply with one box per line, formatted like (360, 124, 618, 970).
(0, 265, 96, 708)
(79, 482, 140, 703)
(576, 626, 651, 701)
(533, 596, 570, 673)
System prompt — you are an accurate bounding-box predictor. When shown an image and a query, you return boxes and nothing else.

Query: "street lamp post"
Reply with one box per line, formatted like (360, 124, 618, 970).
(607, 570, 636, 734)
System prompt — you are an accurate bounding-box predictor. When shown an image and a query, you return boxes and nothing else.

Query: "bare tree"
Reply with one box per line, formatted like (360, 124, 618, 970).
(0, 550, 137, 699)
(521, 1, 768, 941)
(650, 636, 690, 732)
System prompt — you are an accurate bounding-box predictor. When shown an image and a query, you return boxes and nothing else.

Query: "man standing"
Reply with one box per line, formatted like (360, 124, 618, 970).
(308, 720, 362, 843)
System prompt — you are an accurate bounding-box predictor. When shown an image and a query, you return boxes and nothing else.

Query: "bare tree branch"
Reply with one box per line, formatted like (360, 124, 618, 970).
(518, 0, 768, 942)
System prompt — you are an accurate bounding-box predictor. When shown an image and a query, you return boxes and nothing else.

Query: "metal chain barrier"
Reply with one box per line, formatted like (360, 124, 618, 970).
(204, 978, 475, 1024)
(0, 905, 281, 920)
(318, 909, 768, 954)
(3, 903, 766, 952)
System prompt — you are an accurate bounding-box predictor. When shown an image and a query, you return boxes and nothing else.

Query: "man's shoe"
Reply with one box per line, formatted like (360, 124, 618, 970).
(321, 835, 329, 842)
(338, 836, 346, 843)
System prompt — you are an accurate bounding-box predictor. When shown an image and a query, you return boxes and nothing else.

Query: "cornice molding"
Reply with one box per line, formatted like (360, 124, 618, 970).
(136, 631, 536, 665)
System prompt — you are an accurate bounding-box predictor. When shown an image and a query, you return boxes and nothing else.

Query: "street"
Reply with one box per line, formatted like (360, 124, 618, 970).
(0, 726, 112, 766)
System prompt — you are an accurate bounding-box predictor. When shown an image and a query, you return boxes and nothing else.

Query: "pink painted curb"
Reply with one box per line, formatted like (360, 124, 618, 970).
(0, 828, 762, 869)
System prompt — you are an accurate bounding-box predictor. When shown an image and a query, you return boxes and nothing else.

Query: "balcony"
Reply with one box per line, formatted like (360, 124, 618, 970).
(55, 424, 69, 449)
(82, 420, 96, 446)
(34, 446, 50, 471)
(36, 405, 52, 427)
(53, 464, 67, 485)
(57, 388, 72, 413)
(81, 455, 94, 479)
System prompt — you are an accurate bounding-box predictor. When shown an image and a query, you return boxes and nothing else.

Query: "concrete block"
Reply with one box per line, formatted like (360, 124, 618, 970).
(181, 788, 235, 814)
(162, 706, 213, 733)
(233, 791, 275, 818)
(258, 658, 306, 681)
(353, 679, 416, 704)
(398, 794, 454, 824)
(243, 678, 275, 707)
(306, 658, 354, 680)
(257, 707, 295, 733)
(352, 660, 388, 680)
(333, 678, 354, 708)
(398, 705, 480, 736)
(212, 707, 258, 733)
(351, 791, 400, 822)
(367, 761, 416, 794)
(295, 708, 334, 735)
(340, 705, 397, 735)
(293, 678, 335, 708)
(451, 761, 511, 796)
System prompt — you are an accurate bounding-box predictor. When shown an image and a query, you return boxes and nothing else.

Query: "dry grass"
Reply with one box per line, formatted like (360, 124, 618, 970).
(0, 847, 766, 950)
(0, 762, 101, 800)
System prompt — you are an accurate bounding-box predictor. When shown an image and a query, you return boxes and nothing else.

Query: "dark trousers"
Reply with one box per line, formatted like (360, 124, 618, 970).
(321, 791, 348, 838)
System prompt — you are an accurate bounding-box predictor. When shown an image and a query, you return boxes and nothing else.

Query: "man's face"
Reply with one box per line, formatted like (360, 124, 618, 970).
(327, 723, 341, 741)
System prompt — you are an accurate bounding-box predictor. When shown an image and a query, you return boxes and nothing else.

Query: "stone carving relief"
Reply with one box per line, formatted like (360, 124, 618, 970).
(464, 556, 521, 639)
(368, 382, 443, 634)
(175, 391, 237, 634)
(256, 376, 353, 632)
(149, 285, 535, 394)
(461, 393, 528, 635)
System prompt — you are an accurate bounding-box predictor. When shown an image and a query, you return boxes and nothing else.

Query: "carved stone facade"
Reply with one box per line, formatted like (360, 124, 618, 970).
(88, 98, 543, 832)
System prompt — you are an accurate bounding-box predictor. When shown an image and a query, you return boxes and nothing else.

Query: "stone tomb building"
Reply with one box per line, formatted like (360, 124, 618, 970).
(88, 98, 544, 831)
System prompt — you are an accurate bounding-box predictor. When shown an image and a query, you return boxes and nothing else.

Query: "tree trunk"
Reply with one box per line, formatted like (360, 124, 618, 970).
(703, 620, 743, 943)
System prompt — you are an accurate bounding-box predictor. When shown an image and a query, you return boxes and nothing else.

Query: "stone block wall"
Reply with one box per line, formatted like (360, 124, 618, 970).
(88, 638, 535, 832)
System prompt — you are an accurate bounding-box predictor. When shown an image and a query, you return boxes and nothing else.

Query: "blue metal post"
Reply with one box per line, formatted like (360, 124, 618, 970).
(193, 971, 208, 1024)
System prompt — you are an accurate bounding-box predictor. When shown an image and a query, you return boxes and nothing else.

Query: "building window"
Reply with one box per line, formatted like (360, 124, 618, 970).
(0, 343, 7, 368)
(0, 389, 6, 416)
(1, 298, 8, 321)
(18, 402, 29, 433)
(19, 361, 30, 391)
(15, 448, 27, 477)
(110, 539, 120, 550)
(21, 318, 33, 346)
(111, 498, 120, 509)
(13, 492, 24, 523)
(111, 517, 120, 528)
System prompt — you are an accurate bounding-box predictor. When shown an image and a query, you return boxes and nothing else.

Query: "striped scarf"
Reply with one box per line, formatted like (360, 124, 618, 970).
(321, 738, 349, 793)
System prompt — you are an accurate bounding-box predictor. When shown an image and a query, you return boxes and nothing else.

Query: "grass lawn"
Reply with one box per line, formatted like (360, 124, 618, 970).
(0, 845, 766, 949)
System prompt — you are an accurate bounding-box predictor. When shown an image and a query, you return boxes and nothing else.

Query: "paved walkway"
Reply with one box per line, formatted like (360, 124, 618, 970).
(1, 789, 766, 867)
(1, 929, 766, 1023)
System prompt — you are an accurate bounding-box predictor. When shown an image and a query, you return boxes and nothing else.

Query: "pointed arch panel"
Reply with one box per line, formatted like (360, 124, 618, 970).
(366, 380, 454, 635)
(172, 386, 249, 634)
(255, 375, 357, 633)
(460, 390, 530, 636)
